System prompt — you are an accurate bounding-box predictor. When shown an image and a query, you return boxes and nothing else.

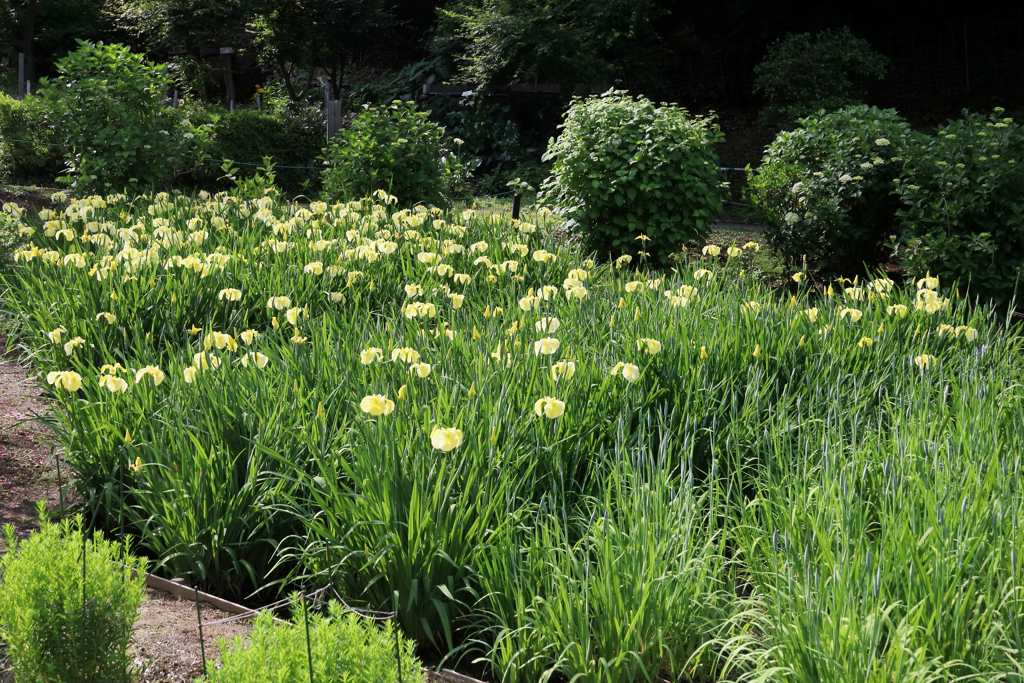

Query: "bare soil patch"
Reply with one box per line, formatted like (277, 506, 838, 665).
(130, 587, 251, 683)
(0, 334, 64, 552)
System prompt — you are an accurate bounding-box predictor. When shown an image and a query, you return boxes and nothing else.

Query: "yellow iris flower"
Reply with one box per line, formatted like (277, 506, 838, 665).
(637, 338, 662, 355)
(46, 370, 83, 392)
(534, 396, 566, 419)
(360, 347, 384, 364)
(392, 347, 421, 363)
(551, 360, 576, 381)
(134, 365, 165, 386)
(267, 295, 292, 310)
(98, 374, 129, 393)
(360, 394, 395, 416)
(533, 337, 560, 356)
(430, 426, 464, 452)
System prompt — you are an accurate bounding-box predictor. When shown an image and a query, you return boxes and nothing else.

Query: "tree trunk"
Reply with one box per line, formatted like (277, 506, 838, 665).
(328, 52, 347, 101)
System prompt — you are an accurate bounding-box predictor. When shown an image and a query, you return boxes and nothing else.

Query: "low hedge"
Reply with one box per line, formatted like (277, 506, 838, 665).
(0, 92, 65, 184)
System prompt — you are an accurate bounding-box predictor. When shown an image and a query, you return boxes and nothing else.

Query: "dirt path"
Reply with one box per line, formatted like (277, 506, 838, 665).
(0, 334, 65, 551)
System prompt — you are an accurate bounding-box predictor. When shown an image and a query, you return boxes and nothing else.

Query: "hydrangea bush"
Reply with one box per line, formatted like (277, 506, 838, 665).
(747, 105, 913, 278)
(896, 108, 1024, 306)
(541, 90, 725, 266)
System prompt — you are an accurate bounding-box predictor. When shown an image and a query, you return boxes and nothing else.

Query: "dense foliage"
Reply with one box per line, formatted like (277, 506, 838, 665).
(4, 188, 1023, 681)
(748, 105, 912, 277)
(0, 511, 147, 683)
(203, 602, 422, 683)
(435, 0, 662, 93)
(30, 41, 214, 193)
(753, 27, 891, 126)
(897, 108, 1024, 306)
(0, 91, 63, 182)
(541, 90, 724, 265)
(321, 100, 470, 205)
(190, 106, 324, 192)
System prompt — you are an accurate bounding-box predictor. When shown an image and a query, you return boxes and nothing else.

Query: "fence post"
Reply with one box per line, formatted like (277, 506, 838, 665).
(220, 47, 235, 106)
(326, 101, 342, 144)
(17, 53, 24, 98)
(511, 193, 522, 220)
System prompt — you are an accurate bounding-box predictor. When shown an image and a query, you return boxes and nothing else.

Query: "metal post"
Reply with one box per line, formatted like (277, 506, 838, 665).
(53, 445, 64, 512)
(194, 583, 208, 675)
(511, 194, 522, 220)
(173, 90, 178, 108)
(302, 590, 314, 683)
(394, 618, 402, 683)
(17, 53, 24, 98)
(25, 80, 30, 96)
(82, 529, 87, 626)
(220, 48, 235, 106)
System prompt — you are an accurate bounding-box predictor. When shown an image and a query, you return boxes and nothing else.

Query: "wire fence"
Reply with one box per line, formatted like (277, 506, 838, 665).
(651, 11, 1024, 102)
(868, 13, 1024, 96)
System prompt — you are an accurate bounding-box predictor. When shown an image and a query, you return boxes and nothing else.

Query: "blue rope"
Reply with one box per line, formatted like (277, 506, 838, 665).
(451, 190, 516, 201)
(0, 136, 64, 147)
(197, 156, 320, 170)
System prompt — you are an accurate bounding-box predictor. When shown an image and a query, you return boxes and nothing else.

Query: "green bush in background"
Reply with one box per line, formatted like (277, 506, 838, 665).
(753, 27, 891, 127)
(541, 89, 724, 266)
(0, 509, 147, 683)
(897, 108, 1024, 306)
(185, 106, 325, 193)
(0, 92, 64, 183)
(203, 601, 423, 683)
(748, 105, 912, 277)
(320, 100, 470, 206)
(31, 40, 215, 194)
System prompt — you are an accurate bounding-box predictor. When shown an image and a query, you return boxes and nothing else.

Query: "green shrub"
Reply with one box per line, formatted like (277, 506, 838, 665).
(190, 107, 324, 193)
(0, 510, 146, 683)
(0, 92, 64, 183)
(31, 40, 215, 194)
(540, 89, 724, 266)
(748, 105, 912, 277)
(320, 100, 470, 206)
(753, 27, 891, 127)
(204, 600, 423, 683)
(896, 108, 1024, 306)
